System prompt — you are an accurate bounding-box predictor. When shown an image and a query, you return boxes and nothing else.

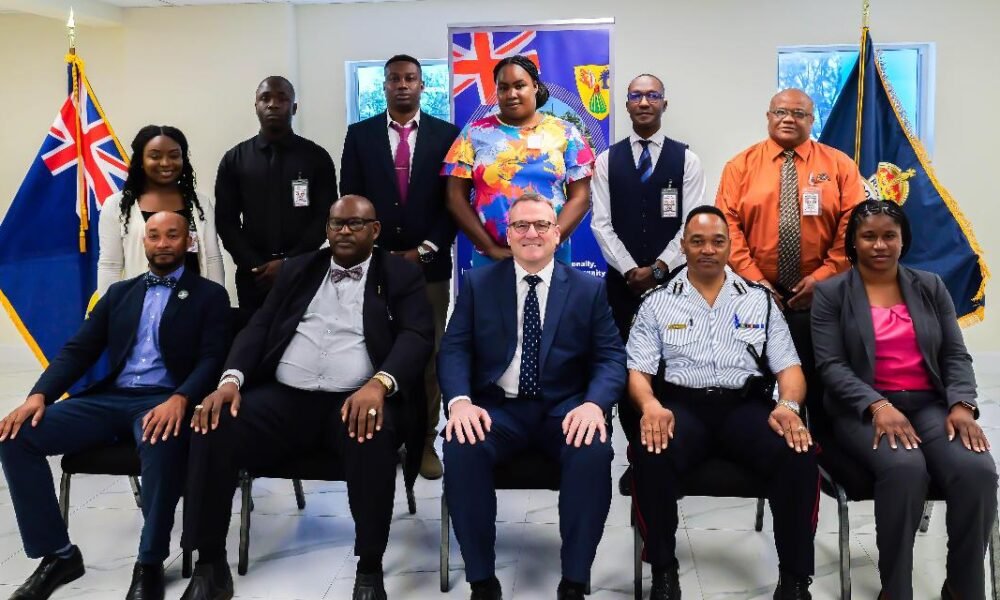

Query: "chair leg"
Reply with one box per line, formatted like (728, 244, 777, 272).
(754, 497, 765, 531)
(293, 479, 306, 510)
(918, 500, 933, 533)
(238, 471, 252, 576)
(440, 493, 450, 592)
(633, 518, 642, 600)
(58, 473, 71, 526)
(406, 479, 417, 515)
(585, 576, 591, 595)
(181, 498, 192, 578)
(836, 484, 851, 600)
(990, 516, 1000, 600)
(129, 475, 142, 509)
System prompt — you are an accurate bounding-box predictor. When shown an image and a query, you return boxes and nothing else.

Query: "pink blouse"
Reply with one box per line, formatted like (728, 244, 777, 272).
(871, 304, 934, 392)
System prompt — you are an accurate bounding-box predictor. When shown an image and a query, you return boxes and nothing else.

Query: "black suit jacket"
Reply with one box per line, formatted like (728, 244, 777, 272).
(31, 270, 231, 403)
(811, 265, 978, 419)
(339, 112, 460, 282)
(226, 248, 434, 396)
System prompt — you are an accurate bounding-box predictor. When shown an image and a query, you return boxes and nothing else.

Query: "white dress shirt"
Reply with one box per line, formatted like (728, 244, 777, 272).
(447, 258, 555, 408)
(386, 109, 438, 253)
(590, 131, 707, 273)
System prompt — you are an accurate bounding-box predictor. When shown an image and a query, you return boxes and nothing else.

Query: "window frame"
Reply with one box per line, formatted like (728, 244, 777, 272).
(344, 58, 450, 125)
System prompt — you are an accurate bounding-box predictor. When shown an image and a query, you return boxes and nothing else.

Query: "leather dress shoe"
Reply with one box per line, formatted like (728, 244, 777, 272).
(179, 560, 233, 600)
(125, 562, 164, 600)
(10, 545, 85, 600)
(773, 571, 812, 600)
(352, 570, 387, 600)
(650, 567, 681, 600)
(469, 576, 502, 600)
(556, 579, 586, 599)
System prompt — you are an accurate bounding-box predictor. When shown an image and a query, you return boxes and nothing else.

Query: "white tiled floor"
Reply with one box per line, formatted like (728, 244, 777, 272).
(1, 343, 998, 599)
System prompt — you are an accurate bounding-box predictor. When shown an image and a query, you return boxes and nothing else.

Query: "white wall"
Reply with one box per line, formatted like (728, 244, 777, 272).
(0, 0, 997, 349)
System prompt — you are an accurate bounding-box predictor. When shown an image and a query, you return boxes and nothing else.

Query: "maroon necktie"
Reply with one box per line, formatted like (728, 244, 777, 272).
(389, 122, 415, 204)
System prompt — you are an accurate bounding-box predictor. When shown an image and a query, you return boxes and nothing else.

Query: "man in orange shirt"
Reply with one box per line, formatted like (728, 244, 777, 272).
(716, 88, 864, 409)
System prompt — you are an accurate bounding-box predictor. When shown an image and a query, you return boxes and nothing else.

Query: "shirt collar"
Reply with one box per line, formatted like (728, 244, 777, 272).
(765, 136, 813, 162)
(254, 131, 296, 151)
(387, 109, 421, 130)
(629, 130, 666, 148)
(676, 265, 740, 298)
(514, 258, 555, 288)
(330, 253, 373, 276)
(147, 265, 185, 283)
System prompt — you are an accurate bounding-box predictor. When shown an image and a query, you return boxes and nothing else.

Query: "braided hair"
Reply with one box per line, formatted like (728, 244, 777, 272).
(119, 125, 204, 234)
(492, 55, 550, 108)
(844, 199, 911, 264)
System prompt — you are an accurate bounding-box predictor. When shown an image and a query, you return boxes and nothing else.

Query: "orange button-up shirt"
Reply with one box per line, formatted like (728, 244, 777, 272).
(715, 138, 865, 286)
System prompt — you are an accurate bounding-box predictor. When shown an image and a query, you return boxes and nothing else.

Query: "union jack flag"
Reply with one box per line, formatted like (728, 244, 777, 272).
(452, 31, 539, 104)
(0, 54, 127, 374)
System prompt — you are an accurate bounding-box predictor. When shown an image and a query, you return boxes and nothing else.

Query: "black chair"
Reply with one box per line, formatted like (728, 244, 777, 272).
(59, 439, 193, 578)
(237, 446, 417, 575)
(624, 452, 767, 600)
(439, 452, 592, 594)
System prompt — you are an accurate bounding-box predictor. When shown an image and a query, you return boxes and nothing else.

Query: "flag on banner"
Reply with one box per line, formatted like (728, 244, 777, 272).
(0, 53, 128, 373)
(818, 29, 989, 325)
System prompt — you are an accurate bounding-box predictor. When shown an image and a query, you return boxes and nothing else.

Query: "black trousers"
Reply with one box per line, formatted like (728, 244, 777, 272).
(782, 306, 823, 412)
(181, 381, 399, 561)
(631, 385, 819, 577)
(606, 269, 644, 446)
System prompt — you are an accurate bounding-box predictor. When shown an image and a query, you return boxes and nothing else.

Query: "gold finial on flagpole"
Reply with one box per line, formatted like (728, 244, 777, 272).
(862, 0, 871, 28)
(67, 8, 76, 54)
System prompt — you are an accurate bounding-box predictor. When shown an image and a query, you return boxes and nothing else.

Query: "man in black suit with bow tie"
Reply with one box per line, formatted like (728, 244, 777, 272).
(0, 211, 231, 600)
(180, 195, 434, 600)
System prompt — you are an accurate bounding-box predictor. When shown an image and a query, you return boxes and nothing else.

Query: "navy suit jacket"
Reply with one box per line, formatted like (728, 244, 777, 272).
(438, 259, 627, 417)
(31, 270, 231, 403)
(339, 112, 460, 282)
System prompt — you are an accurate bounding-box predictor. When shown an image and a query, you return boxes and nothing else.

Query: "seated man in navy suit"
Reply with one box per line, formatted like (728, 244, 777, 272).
(439, 193, 627, 600)
(0, 211, 230, 600)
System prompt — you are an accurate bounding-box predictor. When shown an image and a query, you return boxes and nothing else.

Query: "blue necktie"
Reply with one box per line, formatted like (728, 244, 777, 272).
(518, 275, 543, 400)
(144, 273, 177, 289)
(637, 140, 653, 183)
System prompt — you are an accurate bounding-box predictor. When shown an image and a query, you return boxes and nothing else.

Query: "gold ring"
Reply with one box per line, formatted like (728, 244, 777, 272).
(367, 408, 378, 417)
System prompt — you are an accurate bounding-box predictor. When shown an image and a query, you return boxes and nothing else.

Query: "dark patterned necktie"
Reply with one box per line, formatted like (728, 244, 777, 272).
(637, 140, 653, 183)
(144, 273, 177, 289)
(777, 149, 801, 291)
(390, 121, 415, 204)
(518, 274, 543, 400)
(330, 265, 363, 283)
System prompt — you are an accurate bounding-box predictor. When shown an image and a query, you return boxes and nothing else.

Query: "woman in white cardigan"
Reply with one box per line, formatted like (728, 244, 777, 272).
(97, 125, 225, 296)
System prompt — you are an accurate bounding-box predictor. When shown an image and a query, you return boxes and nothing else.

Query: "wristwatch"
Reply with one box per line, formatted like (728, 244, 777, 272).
(371, 371, 395, 394)
(776, 399, 801, 415)
(651, 265, 667, 283)
(417, 245, 435, 264)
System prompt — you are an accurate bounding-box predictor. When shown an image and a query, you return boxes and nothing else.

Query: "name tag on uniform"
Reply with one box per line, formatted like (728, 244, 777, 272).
(526, 134, 542, 150)
(661, 187, 678, 218)
(666, 323, 687, 330)
(292, 178, 310, 207)
(802, 186, 821, 216)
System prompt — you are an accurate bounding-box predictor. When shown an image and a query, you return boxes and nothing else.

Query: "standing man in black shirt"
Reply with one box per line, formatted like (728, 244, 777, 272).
(215, 75, 338, 322)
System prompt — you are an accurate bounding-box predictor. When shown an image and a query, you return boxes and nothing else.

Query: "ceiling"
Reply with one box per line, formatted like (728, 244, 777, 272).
(102, 0, 418, 5)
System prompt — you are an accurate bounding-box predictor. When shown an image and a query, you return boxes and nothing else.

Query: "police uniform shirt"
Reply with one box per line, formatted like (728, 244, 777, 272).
(626, 266, 800, 389)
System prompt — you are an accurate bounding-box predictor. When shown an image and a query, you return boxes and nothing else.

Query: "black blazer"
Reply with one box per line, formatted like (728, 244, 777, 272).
(339, 112, 460, 282)
(811, 265, 977, 420)
(225, 248, 434, 395)
(31, 270, 231, 403)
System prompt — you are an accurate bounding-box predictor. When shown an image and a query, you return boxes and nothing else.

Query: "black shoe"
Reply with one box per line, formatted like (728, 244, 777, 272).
(556, 579, 587, 599)
(618, 466, 632, 496)
(650, 567, 681, 600)
(352, 570, 387, 600)
(773, 571, 812, 600)
(10, 545, 85, 600)
(470, 576, 502, 600)
(125, 562, 164, 600)
(179, 559, 234, 600)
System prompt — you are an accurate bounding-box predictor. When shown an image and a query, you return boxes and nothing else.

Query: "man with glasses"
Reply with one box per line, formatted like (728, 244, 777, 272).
(340, 55, 460, 480)
(180, 195, 433, 600)
(439, 193, 626, 600)
(590, 73, 706, 486)
(716, 88, 865, 413)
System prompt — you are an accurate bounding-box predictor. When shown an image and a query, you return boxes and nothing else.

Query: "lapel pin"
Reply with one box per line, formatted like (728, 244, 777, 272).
(178, 290, 189, 300)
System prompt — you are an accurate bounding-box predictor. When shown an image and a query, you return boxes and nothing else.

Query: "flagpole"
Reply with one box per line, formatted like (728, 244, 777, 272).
(66, 9, 89, 253)
(853, 0, 870, 164)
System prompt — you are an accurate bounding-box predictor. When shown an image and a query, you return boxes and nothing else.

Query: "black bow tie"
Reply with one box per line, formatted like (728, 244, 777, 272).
(144, 273, 177, 289)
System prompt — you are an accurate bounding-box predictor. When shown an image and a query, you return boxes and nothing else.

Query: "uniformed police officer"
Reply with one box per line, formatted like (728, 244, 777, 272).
(626, 205, 818, 600)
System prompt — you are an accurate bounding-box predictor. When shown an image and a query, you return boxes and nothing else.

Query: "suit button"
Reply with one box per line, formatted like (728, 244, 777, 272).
(395, 227, 402, 233)
(394, 202, 399, 207)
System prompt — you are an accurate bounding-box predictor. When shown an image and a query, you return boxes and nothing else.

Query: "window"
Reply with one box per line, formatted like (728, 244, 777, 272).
(777, 43, 935, 149)
(345, 60, 450, 124)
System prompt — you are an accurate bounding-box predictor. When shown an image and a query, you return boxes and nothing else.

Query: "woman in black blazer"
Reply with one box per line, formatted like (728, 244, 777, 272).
(811, 200, 997, 600)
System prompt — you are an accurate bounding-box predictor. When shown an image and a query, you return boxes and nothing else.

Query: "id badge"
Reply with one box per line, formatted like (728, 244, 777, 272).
(526, 134, 542, 150)
(292, 178, 310, 207)
(660, 187, 679, 218)
(802, 186, 821, 216)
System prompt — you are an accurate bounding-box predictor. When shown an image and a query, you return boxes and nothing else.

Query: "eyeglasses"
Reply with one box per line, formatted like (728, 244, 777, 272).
(626, 91, 664, 103)
(509, 220, 555, 234)
(327, 218, 377, 232)
(769, 108, 812, 120)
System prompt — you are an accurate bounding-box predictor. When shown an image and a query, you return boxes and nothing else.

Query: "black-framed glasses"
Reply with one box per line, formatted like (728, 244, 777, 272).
(327, 218, 377, 232)
(769, 108, 812, 120)
(509, 220, 555, 234)
(626, 91, 664, 103)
